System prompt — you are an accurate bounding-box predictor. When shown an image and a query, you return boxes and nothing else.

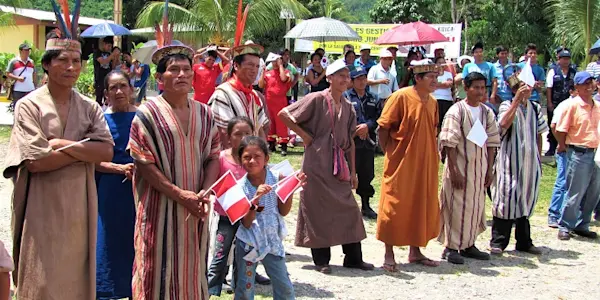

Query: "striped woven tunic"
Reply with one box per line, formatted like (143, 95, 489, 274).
(129, 96, 220, 300)
(438, 101, 501, 250)
(491, 100, 548, 220)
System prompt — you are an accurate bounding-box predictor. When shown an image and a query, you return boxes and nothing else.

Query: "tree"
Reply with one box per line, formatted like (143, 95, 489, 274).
(296, 0, 357, 22)
(546, 0, 600, 65)
(135, 0, 309, 46)
(26, 0, 113, 20)
(0, 0, 31, 27)
(369, 0, 434, 24)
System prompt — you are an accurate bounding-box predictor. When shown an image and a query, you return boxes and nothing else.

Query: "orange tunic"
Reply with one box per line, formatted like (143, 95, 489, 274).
(376, 87, 440, 247)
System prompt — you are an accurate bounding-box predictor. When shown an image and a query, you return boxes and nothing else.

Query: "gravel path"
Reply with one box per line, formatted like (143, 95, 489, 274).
(0, 141, 598, 300)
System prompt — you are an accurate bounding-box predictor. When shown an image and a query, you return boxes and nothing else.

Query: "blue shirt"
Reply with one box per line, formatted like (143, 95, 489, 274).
(517, 62, 546, 102)
(344, 88, 381, 149)
(462, 62, 497, 88)
(494, 61, 513, 101)
(134, 64, 150, 88)
(354, 58, 377, 73)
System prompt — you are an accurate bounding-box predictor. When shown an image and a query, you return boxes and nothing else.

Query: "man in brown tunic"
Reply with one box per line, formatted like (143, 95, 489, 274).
(279, 59, 374, 274)
(3, 38, 114, 299)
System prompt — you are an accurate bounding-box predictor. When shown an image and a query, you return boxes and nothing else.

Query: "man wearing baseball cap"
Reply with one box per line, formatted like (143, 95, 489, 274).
(367, 49, 399, 103)
(279, 59, 374, 274)
(555, 71, 600, 241)
(6, 43, 37, 110)
(354, 44, 376, 73)
(344, 66, 381, 219)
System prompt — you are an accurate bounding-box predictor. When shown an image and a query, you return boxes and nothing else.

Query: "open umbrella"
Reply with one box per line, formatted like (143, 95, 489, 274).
(132, 40, 186, 65)
(374, 21, 447, 46)
(81, 22, 132, 38)
(284, 17, 360, 43)
(590, 39, 600, 55)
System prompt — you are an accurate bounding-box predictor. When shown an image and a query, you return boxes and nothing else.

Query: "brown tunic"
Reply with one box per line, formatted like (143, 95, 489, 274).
(3, 86, 113, 300)
(283, 89, 366, 248)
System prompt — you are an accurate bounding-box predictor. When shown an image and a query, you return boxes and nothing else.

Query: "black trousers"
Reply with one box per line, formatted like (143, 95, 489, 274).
(355, 147, 375, 200)
(547, 107, 557, 151)
(311, 242, 363, 266)
(490, 216, 533, 251)
(94, 82, 105, 106)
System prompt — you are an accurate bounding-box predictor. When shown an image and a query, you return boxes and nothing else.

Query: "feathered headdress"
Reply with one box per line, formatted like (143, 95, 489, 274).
(151, 0, 194, 65)
(46, 0, 82, 53)
(230, 0, 263, 58)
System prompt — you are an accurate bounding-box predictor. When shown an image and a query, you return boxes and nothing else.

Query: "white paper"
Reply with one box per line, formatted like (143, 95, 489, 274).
(518, 58, 536, 87)
(269, 160, 295, 177)
(466, 119, 488, 148)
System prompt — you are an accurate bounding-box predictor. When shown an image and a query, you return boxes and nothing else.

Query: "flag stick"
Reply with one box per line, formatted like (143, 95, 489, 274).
(55, 138, 90, 152)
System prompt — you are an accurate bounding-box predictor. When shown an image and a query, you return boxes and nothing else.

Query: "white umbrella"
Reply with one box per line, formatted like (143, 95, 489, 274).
(284, 17, 360, 43)
(132, 40, 186, 65)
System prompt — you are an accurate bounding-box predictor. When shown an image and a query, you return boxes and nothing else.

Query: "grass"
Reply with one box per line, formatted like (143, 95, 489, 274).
(0, 126, 11, 143)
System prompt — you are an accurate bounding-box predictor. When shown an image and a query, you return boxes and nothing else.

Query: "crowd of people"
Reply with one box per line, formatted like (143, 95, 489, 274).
(0, 3, 599, 299)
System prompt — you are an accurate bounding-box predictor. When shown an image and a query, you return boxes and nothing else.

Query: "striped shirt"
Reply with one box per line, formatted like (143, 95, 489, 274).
(492, 100, 548, 220)
(208, 82, 269, 133)
(586, 62, 600, 79)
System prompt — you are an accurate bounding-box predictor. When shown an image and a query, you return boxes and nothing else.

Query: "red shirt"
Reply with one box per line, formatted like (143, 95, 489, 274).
(192, 62, 223, 104)
(264, 69, 292, 100)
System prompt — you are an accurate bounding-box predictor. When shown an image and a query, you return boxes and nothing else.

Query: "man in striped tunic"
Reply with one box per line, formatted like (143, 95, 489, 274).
(438, 72, 501, 264)
(209, 43, 270, 148)
(129, 45, 221, 299)
(490, 83, 548, 255)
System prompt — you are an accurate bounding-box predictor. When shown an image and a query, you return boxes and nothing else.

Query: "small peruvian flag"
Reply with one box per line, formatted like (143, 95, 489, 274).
(275, 172, 301, 203)
(211, 170, 251, 224)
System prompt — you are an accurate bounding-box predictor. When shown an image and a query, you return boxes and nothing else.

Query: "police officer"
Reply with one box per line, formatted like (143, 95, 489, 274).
(545, 49, 577, 156)
(345, 66, 381, 219)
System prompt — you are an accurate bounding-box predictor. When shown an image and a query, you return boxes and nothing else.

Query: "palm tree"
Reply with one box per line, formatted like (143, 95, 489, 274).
(0, 0, 30, 27)
(135, 0, 310, 46)
(546, 0, 600, 65)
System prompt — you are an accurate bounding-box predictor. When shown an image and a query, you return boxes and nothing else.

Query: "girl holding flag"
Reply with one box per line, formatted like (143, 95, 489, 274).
(234, 136, 306, 300)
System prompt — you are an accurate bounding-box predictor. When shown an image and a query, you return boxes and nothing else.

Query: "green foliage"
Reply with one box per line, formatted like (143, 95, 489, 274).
(546, 0, 600, 65)
(75, 54, 95, 98)
(0, 53, 15, 73)
(344, 0, 375, 23)
(26, 0, 113, 20)
(369, 0, 434, 24)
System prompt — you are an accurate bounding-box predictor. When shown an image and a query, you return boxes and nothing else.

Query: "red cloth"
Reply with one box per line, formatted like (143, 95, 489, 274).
(192, 62, 222, 104)
(264, 69, 292, 143)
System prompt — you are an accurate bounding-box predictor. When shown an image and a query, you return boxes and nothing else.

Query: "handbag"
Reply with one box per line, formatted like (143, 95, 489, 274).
(326, 92, 351, 182)
(5, 65, 29, 101)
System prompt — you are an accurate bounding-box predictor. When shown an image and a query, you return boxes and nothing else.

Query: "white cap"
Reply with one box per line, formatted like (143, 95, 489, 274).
(265, 52, 281, 64)
(379, 49, 393, 58)
(325, 59, 349, 76)
(410, 58, 434, 66)
(457, 55, 473, 68)
(359, 44, 371, 51)
(244, 40, 254, 45)
(519, 55, 526, 62)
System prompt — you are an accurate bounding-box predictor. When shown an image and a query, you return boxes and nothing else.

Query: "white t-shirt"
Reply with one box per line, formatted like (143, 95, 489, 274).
(545, 68, 570, 88)
(432, 71, 453, 101)
(466, 102, 481, 121)
(6, 57, 35, 92)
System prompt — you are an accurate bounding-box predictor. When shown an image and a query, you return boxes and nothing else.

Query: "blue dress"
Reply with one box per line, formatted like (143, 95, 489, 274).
(95, 111, 136, 299)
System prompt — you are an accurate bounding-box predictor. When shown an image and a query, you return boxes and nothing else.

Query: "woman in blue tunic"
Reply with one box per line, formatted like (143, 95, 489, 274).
(95, 71, 137, 299)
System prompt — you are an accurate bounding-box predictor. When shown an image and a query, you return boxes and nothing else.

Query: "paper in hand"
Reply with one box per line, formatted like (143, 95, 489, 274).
(467, 119, 488, 148)
(270, 160, 295, 177)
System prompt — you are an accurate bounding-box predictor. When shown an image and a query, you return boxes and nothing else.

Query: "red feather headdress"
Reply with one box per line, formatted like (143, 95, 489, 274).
(151, 0, 194, 64)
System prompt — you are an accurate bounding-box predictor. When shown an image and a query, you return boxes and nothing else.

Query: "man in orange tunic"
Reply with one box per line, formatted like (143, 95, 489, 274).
(376, 59, 441, 272)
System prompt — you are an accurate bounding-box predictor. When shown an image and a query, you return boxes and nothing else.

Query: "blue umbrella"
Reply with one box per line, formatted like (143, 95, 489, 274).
(81, 22, 132, 38)
(590, 38, 600, 55)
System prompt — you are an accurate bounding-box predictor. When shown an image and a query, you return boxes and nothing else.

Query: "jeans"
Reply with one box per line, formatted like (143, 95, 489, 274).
(548, 152, 569, 222)
(558, 149, 600, 232)
(207, 216, 240, 296)
(234, 240, 294, 300)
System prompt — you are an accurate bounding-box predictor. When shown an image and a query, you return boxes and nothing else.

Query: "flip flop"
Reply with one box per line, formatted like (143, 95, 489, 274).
(409, 258, 440, 267)
(382, 262, 398, 273)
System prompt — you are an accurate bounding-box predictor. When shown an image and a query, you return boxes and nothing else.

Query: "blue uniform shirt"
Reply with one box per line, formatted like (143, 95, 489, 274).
(354, 58, 377, 73)
(494, 61, 513, 101)
(344, 88, 381, 149)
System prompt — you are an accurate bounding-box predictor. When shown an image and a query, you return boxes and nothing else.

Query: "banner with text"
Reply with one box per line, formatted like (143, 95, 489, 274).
(293, 23, 462, 59)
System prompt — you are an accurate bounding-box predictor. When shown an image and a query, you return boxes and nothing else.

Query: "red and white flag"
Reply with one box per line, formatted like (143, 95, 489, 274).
(211, 170, 251, 224)
(275, 172, 301, 203)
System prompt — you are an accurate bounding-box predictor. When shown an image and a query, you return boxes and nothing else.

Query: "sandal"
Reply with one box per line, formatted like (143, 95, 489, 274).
(315, 264, 332, 274)
(409, 257, 440, 267)
(382, 262, 398, 273)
